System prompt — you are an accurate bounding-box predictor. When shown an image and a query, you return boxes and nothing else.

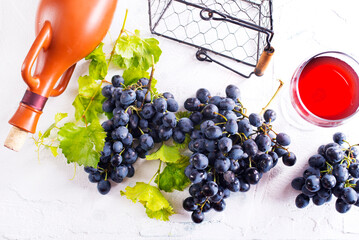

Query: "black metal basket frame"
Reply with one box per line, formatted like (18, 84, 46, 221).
(148, 0, 275, 78)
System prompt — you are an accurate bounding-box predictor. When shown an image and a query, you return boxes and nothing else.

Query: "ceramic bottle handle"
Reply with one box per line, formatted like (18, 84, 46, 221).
(21, 21, 52, 90)
(50, 64, 76, 97)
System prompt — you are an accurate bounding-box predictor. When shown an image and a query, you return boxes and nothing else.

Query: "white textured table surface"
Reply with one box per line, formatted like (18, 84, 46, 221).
(1, 0, 359, 239)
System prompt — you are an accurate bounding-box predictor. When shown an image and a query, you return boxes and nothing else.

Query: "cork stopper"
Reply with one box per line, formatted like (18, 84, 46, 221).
(4, 126, 28, 152)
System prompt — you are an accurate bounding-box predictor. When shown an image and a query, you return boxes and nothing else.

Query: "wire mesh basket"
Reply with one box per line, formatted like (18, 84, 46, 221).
(148, 0, 275, 78)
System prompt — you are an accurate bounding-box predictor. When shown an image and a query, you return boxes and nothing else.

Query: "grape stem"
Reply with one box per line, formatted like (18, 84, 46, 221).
(148, 159, 162, 185)
(260, 79, 284, 116)
(108, 9, 129, 64)
(141, 56, 156, 109)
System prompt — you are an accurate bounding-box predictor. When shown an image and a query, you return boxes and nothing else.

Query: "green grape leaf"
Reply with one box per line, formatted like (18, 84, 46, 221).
(155, 156, 190, 192)
(175, 111, 191, 120)
(122, 67, 158, 95)
(73, 75, 105, 123)
(85, 43, 108, 80)
(57, 121, 106, 168)
(43, 113, 68, 138)
(121, 182, 174, 221)
(112, 30, 161, 71)
(146, 144, 182, 163)
(173, 133, 191, 150)
(50, 146, 59, 157)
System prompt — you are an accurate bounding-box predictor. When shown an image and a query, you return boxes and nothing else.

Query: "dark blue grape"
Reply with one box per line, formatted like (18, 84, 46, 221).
(158, 125, 173, 141)
(263, 109, 276, 122)
(191, 209, 204, 223)
(162, 92, 174, 99)
(101, 85, 114, 98)
(110, 154, 122, 167)
(190, 112, 203, 125)
(120, 89, 136, 105)
(257, 154, 273, 173)
(249, 113, 262, 127)
(138, 77, 149, 86)
(178, 118, 194, 133)
(225, 119, 238, 135)
(162, 112, 177, 128)
(200, 120, 215, 133)
(303, 167, 321, 179)
(204, 126, 222, 140)
(214, 157, 231, 173)
(349, 163, 359, 178)
(326, 147, 344, 163)
(139, 119, 148, 130)
(102, 99, 115, 112)
(102, 142, 112, 157)
(243, 139, 258, 157)
(190, 153, 209, 170)
(184, 98, 201, 111)
(291, 177, 305, 191)
(173, 128, 186, 143)
(202, 104, 219, 119)
(333, 132, 346, 145)
(183, 197, 198, 211)
(212, 200, 226, 212)
(101, 120, 114, 132)
(238, 119, 252, 137)
(225, 85, 240, 100)
(84, 166, 97, 174)
(88, 171, 101, 183)
(196, 88, 211, 103)
(122, 133, 133, 146)
(336, 198, 351, 213)
(332, 164, 349, 183)
(274, 147, 287, 158)
(268, 151, 279, 167)
(129, 114, 139, 129)
(166, 98, 178, 112)
(305, 175, 321, 192)
(154, 97, 167, 113)
(140, 103, 155, 119)
(191, 129, 203, 140)
(151, 112, 164, 126)
(113, 110, 129, 127)
(204, 139, 216, 152)
(317, 188, 332, 199)
(333, 182, 345, 197)
(139, 134, 154, 151)
(255, 134, 271, 152)
(219, 98, 235, 111)
(228, 145, 244, 160)
(321, 174, 337, 189)
(317, 145, 326, 156)
(218, 137, 232, 153)
(109, 169, 123, 183)
(126, 164, 135, 177)
(114, 165, 129, 179)
(312, 194, 326, 206)
(245, 167, 260, 185)
(282, 152, 296, 166)
(301, 185, 316, 197)
(341, 187, 358, 204)
(202, 181, 218, 197)
(188, 169, 207, 184)
(208, 96, 222, 106)
(276, 133, 291, 146)
(308, 154, 326, 169)
(222, 110, 237, 121)
(111, 75, 124, 87)
(295, 194, 310, 208)
(239, 178, 250, 192)
(123, 148, 138, 164)
(97, 179, 111, 195)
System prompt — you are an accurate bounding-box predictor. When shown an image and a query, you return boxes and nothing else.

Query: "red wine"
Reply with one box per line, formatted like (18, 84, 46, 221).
(297, 56, 359, 120)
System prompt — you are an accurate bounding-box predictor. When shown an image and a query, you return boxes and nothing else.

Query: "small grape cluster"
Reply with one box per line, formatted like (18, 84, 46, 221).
(178, 85, 296, 223)
(84, 75, 179, 194)
(292, 132, 359, 213)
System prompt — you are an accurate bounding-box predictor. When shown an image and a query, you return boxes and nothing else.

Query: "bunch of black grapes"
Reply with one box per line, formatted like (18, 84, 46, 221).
(174, 85, 296, 223)
(292, 132, 359, 213)
(85, 75, 179, 194)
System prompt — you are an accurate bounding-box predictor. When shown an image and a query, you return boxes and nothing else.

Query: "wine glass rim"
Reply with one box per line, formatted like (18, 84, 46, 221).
(293, 51, 359, 125)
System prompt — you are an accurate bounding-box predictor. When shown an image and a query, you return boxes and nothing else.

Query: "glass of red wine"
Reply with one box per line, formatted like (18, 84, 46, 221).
(290, 51, 359, 127)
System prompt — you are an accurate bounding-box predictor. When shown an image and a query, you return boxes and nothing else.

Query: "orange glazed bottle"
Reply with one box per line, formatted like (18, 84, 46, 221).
(5, 0, 117, 151)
